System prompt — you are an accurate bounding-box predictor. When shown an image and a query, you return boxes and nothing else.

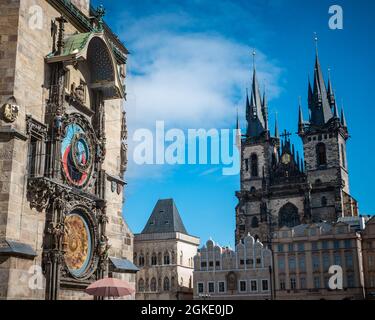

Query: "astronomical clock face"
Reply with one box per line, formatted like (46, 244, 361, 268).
(63, 211, 93, 277)
(281, 153, 291, 165)
(61, 123, 94, 188)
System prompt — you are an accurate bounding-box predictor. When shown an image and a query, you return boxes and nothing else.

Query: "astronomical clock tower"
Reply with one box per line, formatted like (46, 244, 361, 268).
(0, 1, 137, 300)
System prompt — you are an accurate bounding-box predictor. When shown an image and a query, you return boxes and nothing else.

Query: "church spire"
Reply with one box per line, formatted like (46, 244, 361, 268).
(262, 89, 269, 131)
(309, 36, 333, 126)
(246, 51, 267, 137)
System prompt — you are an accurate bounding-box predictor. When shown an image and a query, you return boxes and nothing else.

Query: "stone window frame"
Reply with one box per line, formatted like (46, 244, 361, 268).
(250, 279, 258, 292)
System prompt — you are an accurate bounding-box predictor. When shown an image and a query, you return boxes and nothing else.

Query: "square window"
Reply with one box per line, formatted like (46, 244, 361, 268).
(209, 261, 214, 267)
(201, 261, 207, 268)
(297, 243, 305, 252)
(215, 261, 220, 267)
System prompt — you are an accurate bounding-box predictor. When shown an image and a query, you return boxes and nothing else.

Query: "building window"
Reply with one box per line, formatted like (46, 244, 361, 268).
(289, 257, 296, 272)
(298, 255, 306, 272)
(278, 244, 284, 253)
(347, 274, 355, 288)
(151, 253, 157, 266)
(250, 280, 258, 292)
(279, 203, 300, 228)
(209, 261, 214, 267)
(163, 277, 170, 291)
(138, 279, 145, 292)
(262, 279, 269, 291)
(290, 277, 297, 290)
(139, 255, 145, 267)
(164, 252, 170, 265)
(218, 281, 225, 293)
(334, 253, 342, 266)
(278, 257, 285, 271)
(316, 143, 327, 166)
(280, 279, 286, 290)
(300, 277, 306, 289)
(344, 239, 352, 249)
(216, 261, 220, 267)
(312, 255, 320, 271)
(198, 282, 204, 294)
(297, 243, 305, 252)
(334, 240, 340, 250)
(239, 280, 247, 293)
(312, 242, 319, 251)
(251, 216, 259, 228)
(323, 253, 330, 271)
(322, 241, 329, 250)
(251, 154, 259, 177)
(345, 252, 353, 269)
(321, 196, 327, 207)
(288, 244, 294, 252)
(201, 261, 207, 268)
(256, 258, 261, 265)
(150, 278, 157, 292)
(314, 276, 321, 289)
(208, 282, 215, 294)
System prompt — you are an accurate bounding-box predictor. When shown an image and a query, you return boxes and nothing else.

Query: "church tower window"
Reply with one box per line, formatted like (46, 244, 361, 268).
(341, 144, 346, 169)
(251, 154, 259, 177)
(278, 203, 300, 228)
(251, 216, 259, 228)
(316, 143, 327, 166)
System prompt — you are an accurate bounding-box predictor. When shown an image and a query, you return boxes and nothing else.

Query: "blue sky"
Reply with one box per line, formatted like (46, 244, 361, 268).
(93, 0, 375, 247)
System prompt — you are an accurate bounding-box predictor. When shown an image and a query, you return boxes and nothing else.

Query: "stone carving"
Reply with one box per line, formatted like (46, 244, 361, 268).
(1, 98, 19, 123)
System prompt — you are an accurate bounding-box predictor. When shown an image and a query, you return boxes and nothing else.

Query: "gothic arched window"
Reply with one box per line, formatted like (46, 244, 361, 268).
(251, 154, 259, 177)
(164, 252, 170, 265)
(163, 277, 170, 291)
(316, 143, 327, 166)
(150, 278, 157, 292)
(151, 253, 157, 266)
(138, 279, 145, 292)
(251, 216, 259, 228)
(278, 203, 300, 228)
(139, 254, 145, 267)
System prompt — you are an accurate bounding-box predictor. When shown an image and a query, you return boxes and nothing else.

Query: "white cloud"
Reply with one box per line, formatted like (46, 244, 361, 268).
(119, 12, 284, 179)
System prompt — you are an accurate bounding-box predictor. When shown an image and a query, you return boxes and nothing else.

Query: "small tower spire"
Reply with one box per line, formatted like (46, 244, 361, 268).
(262, 88, 269, 132)
(327, 68, 336, 106)
(333, 95, 339, 119)
(341, 102, 348, 127)
(274, 115, 279, 138)
(314, 32, 319, 57)
(298, 97, 305, 135)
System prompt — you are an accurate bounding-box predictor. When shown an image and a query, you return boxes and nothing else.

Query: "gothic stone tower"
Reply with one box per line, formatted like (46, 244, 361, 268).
(0, 1, 135, 300)
(235, 50, 358, 246)
(298, 51, 358, 222)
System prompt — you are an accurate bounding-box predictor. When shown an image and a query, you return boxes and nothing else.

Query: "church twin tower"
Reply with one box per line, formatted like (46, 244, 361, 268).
(236, 49, 358, 245)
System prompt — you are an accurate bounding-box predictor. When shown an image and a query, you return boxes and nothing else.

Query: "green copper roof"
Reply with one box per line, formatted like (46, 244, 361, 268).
(61, 32, 92, 56)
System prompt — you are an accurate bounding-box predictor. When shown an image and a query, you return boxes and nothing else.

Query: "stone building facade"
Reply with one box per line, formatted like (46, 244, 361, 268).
(134, 199, 200, 300)
(193, 235, 272, 300)
(361, 217, 375, 299)
(0, 0, 136, 300)
(236, 50, 358, 246)
(271, 222, 365, 300)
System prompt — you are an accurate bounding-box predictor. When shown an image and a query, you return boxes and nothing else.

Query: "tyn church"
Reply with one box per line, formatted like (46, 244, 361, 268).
(236, 49, 358, 245)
